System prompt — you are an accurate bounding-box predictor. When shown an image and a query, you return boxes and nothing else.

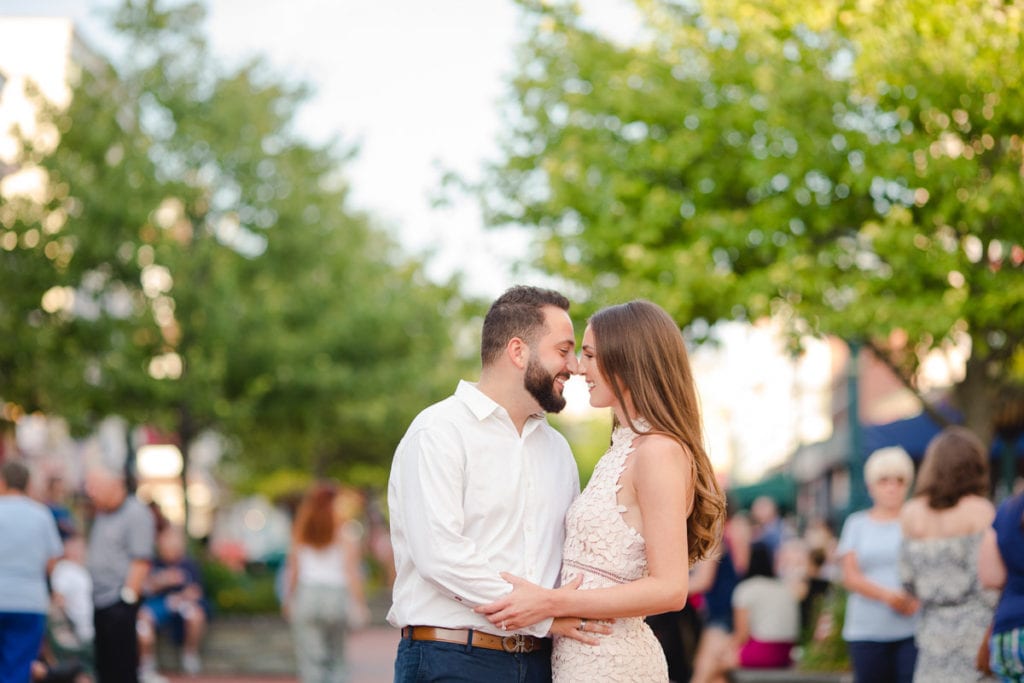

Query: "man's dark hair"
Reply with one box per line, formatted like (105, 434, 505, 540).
(1, 460, 30, 492)
(480, 285, 570, 365)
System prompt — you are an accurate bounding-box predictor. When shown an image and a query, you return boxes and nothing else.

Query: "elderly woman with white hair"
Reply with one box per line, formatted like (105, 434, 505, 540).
(836, 446, 920, 683)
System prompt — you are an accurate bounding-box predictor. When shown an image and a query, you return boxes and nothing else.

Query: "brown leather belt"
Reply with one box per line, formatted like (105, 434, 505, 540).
(401, 625, 551, 654)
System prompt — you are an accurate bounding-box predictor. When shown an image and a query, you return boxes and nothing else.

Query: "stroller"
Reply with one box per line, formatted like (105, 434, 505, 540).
(36, 601, 94, 683)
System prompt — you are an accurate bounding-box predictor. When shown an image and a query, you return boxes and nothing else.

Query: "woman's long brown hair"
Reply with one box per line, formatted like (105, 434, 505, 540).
(293, 481, 339, 549)
(913, 426, 989, 510)
(589, 300, 726, 565)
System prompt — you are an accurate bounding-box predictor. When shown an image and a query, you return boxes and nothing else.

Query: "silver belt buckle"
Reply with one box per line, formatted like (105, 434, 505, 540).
(501, 634, 533, 653)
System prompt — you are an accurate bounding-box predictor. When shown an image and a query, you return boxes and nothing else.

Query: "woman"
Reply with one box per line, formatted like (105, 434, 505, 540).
(688, 541, 801, 681)
(900, 426, 997, 682)
(978, 486, 1024, 682)
(476, 300, 727, 681)
(732, 542, 800, 668)
(837, 446, 919, 683)
(689, 497, 751, 683)
(283, 482, 369, 683)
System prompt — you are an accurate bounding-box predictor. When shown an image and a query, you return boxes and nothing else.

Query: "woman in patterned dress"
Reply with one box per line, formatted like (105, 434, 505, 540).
(900, 426, 998, 682)
(476, 300, 727, 682)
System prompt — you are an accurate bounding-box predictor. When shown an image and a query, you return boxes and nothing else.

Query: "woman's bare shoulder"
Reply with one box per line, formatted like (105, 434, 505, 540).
(959, 494, 996, 520)
(901, 494, 994, 538)
(900, 497, 928, 535)
(901, 496, 927, 518)
(632, 432, 687, 462)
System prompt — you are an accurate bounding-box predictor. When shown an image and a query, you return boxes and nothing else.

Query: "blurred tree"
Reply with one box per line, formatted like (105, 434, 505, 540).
(0, 0, 475, 517)
(486, 0, 1024, 442)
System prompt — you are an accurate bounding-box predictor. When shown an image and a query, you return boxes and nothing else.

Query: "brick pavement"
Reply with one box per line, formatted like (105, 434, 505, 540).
(164, 624, 399, 683)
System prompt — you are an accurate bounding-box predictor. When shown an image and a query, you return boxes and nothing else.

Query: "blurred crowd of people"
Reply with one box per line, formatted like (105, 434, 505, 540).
(3, 421, 1021, 683)
(0, 457, 381, 683)
(0, 459, 211, 683)
(648, 425, 1024, 683)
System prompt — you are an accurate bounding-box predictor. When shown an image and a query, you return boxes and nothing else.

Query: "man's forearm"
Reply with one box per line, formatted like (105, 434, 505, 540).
(124, 559, 150, 593)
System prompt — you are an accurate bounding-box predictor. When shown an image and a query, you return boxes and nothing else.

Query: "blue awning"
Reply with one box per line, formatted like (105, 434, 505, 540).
(992, 432, 1024, 459)
(861, 408, 959, 461)
(862, 407, 1024, 461)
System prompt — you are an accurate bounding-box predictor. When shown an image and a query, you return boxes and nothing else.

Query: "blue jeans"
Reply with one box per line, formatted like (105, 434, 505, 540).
(0, 611, 46, 683)
(394, 636, 552, 683)
(847, 637, 917, 683)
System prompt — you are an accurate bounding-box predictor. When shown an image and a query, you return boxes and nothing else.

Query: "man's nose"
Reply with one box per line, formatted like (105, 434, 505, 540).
(565, 353, 579, 373)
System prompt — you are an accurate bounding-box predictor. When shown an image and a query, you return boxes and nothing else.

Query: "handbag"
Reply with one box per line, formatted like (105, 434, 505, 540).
(976, 620, 994, 676)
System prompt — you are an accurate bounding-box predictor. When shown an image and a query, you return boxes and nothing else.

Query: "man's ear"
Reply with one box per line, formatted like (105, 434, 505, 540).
(507, 337, 529, 370)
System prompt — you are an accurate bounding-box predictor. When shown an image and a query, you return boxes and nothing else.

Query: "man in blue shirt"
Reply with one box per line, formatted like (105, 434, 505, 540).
(0, 460, 63, 683)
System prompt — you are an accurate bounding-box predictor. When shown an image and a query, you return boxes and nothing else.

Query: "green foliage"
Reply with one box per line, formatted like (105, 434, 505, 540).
(201, 557, 280, 615)
(551, 411, 613, 485)
(488, 0, 1024, 440)
(235, 468, 313, 502)
(0, 0, 477, 493)
(798, 585, 851, 672)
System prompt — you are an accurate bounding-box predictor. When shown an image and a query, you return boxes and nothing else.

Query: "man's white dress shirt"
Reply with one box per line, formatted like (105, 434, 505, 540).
(387, 380, 580, 637)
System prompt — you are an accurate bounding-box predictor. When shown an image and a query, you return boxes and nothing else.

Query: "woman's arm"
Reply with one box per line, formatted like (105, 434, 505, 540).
(342, 525, 371, 627)
(978, 527, 1006, 590)
(732, 606, 750, 646)
(728, 516, 753, 576)
(476, 436, 692, 628)
(840, 552, 917, 615)
(282, 543, 297, 620)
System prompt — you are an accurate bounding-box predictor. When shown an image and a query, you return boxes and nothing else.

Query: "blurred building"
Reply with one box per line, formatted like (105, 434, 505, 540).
(0, 16, 94, 466)
(786, 334, 970, 526)
(0, 15, 96, 486)
(0, 17, 226, 539)
(0, 17, 102, 201)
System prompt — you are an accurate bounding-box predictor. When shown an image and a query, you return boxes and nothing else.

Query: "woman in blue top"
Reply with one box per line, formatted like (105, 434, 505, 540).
(979, 489, 1024, 682)
(837, 446, 920, 683)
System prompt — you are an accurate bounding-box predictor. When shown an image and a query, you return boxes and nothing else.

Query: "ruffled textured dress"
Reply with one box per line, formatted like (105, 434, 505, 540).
(900, 531, 998, 683)
(552, 420, 669, 683)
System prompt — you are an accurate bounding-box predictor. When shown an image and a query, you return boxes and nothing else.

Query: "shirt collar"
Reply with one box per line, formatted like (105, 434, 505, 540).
(455, 380, 546, 423)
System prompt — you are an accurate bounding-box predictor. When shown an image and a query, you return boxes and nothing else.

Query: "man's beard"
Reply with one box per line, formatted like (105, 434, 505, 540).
(524, 355, 567, 413)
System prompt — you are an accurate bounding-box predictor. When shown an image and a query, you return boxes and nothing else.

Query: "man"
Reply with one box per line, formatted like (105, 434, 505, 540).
(138, 525, 208, 676)
(0, 460, 63, 683)
(388, 285, 596, 682)
(85, 465, 155, 683)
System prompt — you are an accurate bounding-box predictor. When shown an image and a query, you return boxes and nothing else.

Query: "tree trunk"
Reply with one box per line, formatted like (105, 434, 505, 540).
(954, 354, 997, 446)
(177, 405, 196, 534)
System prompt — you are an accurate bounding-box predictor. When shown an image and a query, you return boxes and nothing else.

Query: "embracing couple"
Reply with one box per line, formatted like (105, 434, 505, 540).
(387, 285, 727, 682)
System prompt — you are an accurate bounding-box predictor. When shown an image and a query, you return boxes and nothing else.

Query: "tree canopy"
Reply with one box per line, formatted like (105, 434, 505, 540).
(0, 0, 476, 494)
(486, 0, 1024, 441)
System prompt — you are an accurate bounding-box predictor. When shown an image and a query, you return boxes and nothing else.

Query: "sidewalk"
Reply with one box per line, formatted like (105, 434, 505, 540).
(165, 624, 399, 683)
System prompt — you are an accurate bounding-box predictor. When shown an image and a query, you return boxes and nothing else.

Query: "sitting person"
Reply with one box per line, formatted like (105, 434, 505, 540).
(733, 542, 800, 668)
(137, 525, 208, 677)
(47, 533, 94, 676)
(698, 542, 800, 681)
